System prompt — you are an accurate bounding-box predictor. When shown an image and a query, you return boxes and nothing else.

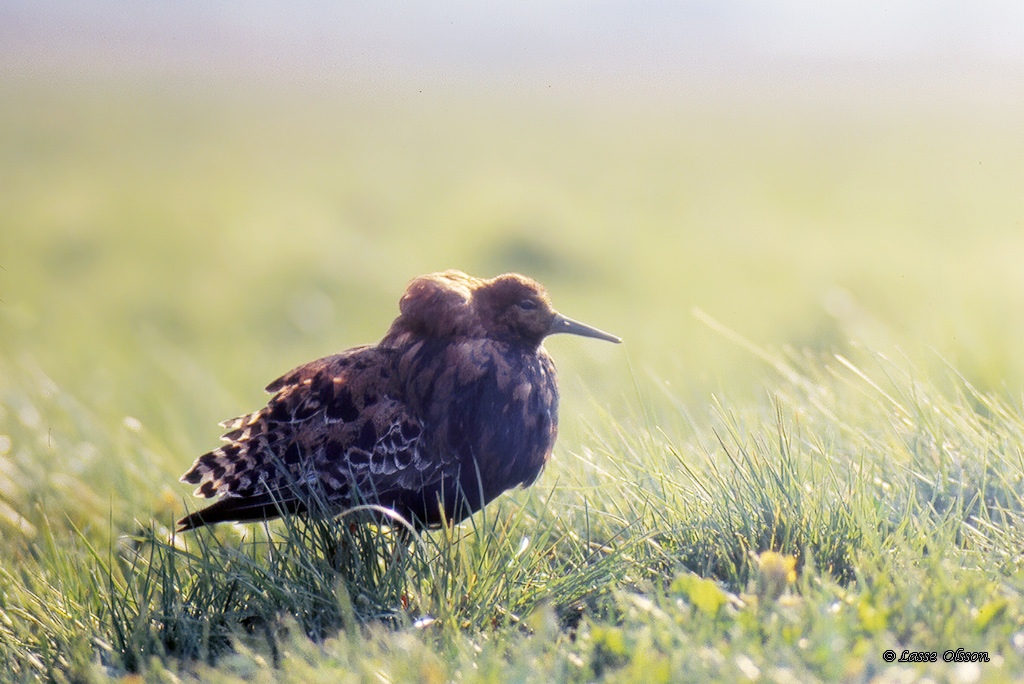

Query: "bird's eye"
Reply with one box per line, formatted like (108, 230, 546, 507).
(517, 298, 538, 311)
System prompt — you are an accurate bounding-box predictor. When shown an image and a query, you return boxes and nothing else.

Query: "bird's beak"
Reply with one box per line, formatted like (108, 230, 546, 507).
(547, 313, 622, 343)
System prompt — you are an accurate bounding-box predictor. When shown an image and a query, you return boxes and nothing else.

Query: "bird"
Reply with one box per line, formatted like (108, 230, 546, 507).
(177, 270, 620, 532)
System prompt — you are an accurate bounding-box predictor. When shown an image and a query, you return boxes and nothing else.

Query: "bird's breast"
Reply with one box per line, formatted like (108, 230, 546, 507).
(399, 338, 559, 502)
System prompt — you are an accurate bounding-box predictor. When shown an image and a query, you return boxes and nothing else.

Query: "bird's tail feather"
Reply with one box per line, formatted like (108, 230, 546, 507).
(176, 493, 305, 531)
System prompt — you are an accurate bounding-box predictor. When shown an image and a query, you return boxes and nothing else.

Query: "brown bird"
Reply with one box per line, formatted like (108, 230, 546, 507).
(177, 270, 620, 531)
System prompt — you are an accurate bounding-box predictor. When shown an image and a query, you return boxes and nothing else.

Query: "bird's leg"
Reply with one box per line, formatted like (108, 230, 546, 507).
(324, 527, 340, 570)
(322, 519, 363, 573)
(387, 524, 412, 571)
(325, 521, 352, 572)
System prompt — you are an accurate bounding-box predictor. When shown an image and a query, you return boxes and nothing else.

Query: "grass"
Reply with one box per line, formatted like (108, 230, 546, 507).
(5, 331, 1024, 682)
(3, 71, 1024, 681)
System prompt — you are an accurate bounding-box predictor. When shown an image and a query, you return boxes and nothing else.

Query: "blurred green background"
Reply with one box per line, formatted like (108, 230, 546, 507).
(2, 3, 1024, 529)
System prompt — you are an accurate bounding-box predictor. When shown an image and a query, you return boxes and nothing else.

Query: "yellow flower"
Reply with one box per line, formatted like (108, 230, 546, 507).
(755, 551, 797, 601)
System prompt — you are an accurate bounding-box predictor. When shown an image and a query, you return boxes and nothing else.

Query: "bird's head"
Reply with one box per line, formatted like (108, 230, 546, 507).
(474, 273, 621, 349)
(386, 270, 621, 349)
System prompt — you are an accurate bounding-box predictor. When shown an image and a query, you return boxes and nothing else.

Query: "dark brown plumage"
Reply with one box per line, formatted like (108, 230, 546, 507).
(177, 270, 620, 531)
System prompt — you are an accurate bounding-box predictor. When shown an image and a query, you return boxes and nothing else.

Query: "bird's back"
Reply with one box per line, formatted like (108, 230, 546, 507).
(179, 345, 440, 528)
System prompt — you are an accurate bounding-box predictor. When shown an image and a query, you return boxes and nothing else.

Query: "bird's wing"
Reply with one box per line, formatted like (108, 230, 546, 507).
(177, 346, 447, 529)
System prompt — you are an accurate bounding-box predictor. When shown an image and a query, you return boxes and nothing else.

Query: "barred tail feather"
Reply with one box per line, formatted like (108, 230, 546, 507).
(218, 410, 261, 430)
(179, 442, 252, 498)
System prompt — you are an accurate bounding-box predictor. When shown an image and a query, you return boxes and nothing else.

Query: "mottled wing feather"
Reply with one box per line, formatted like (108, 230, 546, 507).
(178, 346, 449, 530)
